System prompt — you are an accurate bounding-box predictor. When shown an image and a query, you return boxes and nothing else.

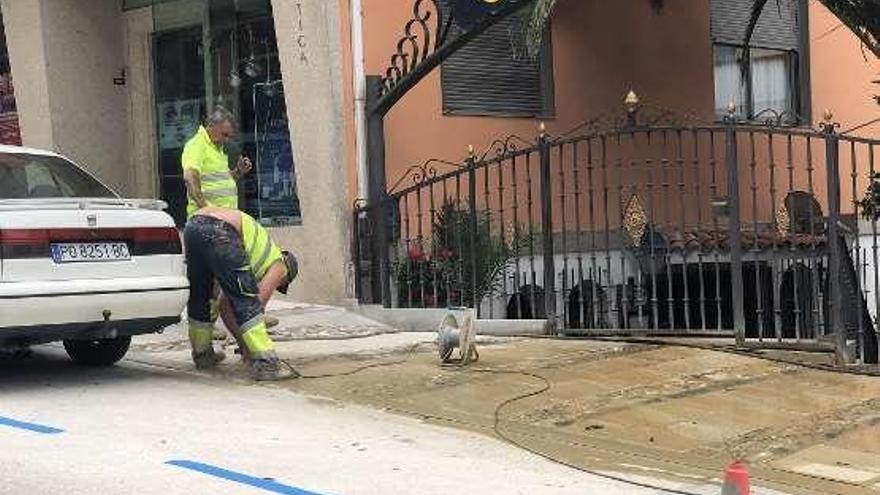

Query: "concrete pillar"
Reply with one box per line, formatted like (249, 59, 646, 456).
(270, 0, 352, 305)
(1, 0, 130, 194)
(1, 0, 54, 150)
(123, 8, 159, 199)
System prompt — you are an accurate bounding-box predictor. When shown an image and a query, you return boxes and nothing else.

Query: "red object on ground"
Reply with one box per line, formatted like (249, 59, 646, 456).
(721, 460, 750, 495)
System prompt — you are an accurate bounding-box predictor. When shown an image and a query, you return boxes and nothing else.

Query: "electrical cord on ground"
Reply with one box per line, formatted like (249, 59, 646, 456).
(133, 334, 832, 494)
(144, 330, 874, 494)
(458, 367, 706, 495)
(280, 342, 425, 380)
(283, 340, 706, 495)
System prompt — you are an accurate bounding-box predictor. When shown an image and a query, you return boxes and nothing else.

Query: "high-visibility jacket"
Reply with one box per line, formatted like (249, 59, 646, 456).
(181, 126, 238, 217)
(241, 212, 285, 280)
(191, 212, 284, 360)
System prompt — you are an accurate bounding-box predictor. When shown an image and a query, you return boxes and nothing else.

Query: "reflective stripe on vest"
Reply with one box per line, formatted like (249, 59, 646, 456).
(241, 213, 283, 280)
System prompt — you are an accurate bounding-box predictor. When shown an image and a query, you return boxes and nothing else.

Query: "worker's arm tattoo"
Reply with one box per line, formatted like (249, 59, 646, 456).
(183, 169, 208, 208)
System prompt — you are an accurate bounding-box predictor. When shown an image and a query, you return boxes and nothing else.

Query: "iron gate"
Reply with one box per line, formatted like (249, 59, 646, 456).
(353, 100, 880, 363)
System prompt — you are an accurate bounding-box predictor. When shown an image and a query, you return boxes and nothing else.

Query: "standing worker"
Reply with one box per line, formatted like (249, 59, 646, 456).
(181, 106, 252, 216)
(184, 206, 298, 381)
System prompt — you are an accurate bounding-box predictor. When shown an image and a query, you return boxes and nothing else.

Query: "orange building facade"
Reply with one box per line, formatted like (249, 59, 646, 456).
(339, 0, 877, 201)
(341, 0, 879, 352)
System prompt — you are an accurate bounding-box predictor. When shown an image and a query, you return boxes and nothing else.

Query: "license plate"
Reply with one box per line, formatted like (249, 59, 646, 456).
(50, 242, 131, 263)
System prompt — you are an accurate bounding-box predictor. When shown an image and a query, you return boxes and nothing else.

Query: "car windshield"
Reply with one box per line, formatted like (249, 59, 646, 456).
(0, 153, 116, 199)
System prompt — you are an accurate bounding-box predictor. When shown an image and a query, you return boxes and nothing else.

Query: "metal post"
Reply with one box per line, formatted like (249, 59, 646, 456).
(352, 207, 363, 302)
(725, 111, 746, 346)
(466, 149, 479, 311)
(538, 126, 557, 331)
(823, 114, 847, 364)
(366, 76, 391, 306)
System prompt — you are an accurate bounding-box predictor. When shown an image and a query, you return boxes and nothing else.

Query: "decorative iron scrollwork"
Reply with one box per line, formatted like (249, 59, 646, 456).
(555, 92, 710, 140)
(380, 0, 450, 97)
(752, 108, 802, 128)
(475, 134, 533, 161)
(776, 203, 791, 237)
(623, 195, 648, 247)
(387, 158, 465, 196)
(374, 0, 529, 112)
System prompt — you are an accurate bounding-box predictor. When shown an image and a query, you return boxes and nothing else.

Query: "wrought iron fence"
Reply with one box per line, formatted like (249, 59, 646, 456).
(353, 100, 880, 363)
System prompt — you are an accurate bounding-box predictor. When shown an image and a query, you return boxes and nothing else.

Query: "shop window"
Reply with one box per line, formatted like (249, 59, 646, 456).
(151, 0, 301, 226)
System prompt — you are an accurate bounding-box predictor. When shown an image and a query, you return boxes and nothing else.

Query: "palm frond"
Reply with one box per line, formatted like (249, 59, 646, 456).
(512, 0, 557, 60)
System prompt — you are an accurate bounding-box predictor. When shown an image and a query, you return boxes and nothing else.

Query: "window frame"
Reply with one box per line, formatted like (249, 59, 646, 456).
(709, 0, 811, 126)
(713, 42, 803, 124)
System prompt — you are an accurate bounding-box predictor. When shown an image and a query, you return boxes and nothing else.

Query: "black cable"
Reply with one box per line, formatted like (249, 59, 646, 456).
(282, 343, 424, 379)
(282, 335, 868, 494)
(156, 332, 869, 494)
(285, 343, 707, 494)
(460, 367, 706, 495)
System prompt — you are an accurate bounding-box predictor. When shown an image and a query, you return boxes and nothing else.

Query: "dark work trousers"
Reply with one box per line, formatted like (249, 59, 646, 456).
(184, 215, 263, 333)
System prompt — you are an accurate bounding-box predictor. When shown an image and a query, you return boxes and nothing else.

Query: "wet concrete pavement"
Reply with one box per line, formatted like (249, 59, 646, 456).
(97, 302, 880, 493)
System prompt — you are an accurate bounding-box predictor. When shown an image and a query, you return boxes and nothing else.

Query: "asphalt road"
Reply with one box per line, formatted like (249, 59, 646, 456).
(0, 346, 696, 495)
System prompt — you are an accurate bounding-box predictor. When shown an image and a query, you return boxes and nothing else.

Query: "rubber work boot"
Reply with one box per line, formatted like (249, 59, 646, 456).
(192, 348, 226, 370)
(251, 354, 297, 381)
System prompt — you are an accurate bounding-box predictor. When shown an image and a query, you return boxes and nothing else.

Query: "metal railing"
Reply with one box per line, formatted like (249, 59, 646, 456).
(353, 100, 880, 363)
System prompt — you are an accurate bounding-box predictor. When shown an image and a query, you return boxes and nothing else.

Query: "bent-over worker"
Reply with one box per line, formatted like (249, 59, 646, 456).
(184, 206, 297, 381)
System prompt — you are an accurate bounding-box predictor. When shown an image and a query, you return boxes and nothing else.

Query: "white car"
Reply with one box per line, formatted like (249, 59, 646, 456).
(0, 145, 188, 365)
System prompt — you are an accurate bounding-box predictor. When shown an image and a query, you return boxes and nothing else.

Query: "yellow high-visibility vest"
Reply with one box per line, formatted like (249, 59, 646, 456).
(181, 126, 238, 217)
(241, 212, 284, 280)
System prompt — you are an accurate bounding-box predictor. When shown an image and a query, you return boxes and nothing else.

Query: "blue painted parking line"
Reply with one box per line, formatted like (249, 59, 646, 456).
(0, 416, 63, 434)
(166, 460, 329, 495)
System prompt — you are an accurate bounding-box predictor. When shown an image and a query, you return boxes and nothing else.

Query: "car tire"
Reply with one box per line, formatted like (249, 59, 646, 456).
(63, 336, 132, 366)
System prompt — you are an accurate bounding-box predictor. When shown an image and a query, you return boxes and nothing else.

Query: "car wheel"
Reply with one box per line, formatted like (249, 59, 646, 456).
(63, 336, 131, 366)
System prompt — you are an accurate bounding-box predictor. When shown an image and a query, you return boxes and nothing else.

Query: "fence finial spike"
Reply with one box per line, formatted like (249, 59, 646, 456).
(727, 100, 737, 116)
(625, 90, 639, 108)
(539, 121, 546, 137)
(467, 144, 475, 157)
(823, 109, 834, 123)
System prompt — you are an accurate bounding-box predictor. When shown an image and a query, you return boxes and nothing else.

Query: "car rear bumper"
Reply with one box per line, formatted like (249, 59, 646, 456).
(0, 316, 182, 347)
(0, 277, 188, 342)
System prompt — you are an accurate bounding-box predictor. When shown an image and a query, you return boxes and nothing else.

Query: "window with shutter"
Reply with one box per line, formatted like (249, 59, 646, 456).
(440, 13, 554, 118)
(710, 0, 809, 123)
